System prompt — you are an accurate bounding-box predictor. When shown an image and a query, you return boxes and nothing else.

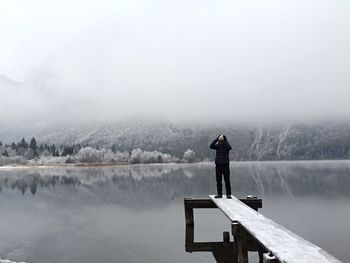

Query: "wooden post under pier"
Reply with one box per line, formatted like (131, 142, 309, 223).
(184, 196, 262, 263)
(184, 195, 342, 263)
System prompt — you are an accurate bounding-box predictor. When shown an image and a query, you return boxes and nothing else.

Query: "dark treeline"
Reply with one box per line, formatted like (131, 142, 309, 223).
(0, 137, 88, 159)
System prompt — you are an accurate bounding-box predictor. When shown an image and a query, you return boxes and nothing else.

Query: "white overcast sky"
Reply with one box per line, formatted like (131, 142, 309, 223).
(0, 0, 350, 124)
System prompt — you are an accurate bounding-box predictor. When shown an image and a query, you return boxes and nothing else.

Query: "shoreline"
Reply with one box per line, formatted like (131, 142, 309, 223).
(1, 159, 350, 169)
(0, 162, 130, 169)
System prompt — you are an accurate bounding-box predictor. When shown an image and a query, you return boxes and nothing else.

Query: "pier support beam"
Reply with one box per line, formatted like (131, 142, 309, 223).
(232, 222, 249, 263)
(184, 196, 263, 263)
(184, 198, 194, 226)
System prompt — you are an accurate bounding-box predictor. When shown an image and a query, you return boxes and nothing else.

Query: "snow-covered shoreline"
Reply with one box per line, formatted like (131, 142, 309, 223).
(0, 162, 129, 170)
(2, 159, 350, 171)
(0, 259, 26, 263)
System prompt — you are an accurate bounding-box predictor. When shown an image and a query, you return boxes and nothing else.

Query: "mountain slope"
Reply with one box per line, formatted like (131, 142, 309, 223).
(1, 121, 350, 161)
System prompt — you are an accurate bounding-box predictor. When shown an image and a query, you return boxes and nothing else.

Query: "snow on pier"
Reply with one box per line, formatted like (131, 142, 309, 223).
(209, 195, 342, 263)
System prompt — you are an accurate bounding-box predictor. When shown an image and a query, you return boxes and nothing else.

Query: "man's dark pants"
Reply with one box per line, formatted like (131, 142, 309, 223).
(215, 164, 231, 196)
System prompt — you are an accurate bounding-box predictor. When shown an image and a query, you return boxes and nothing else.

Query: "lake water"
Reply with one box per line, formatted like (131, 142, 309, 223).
(0, 161, 349, 263)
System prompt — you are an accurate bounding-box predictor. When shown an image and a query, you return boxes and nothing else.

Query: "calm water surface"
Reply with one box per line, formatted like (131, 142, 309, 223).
(0, 161, 349, 262)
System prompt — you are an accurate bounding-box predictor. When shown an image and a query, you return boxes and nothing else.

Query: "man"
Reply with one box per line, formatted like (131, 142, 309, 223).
(210, 134, 232, 199)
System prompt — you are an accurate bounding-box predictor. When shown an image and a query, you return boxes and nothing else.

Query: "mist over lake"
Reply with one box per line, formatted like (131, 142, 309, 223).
(0, 161, 349, 262)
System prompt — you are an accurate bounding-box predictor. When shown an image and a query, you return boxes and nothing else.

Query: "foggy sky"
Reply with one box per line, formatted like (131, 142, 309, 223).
(1, 0, 350, 124)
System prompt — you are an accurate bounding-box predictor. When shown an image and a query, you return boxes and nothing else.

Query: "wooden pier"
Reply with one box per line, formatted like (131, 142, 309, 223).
(184, 195, 342, 263)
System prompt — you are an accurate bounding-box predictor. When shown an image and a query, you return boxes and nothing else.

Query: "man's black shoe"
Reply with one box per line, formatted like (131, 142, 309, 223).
(214, 195, 222, 198)
(227, 195, 232, 199)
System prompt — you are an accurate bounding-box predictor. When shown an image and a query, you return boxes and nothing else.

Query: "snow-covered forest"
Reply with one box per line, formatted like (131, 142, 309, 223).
(0, 137, 197, 166)
(1, 121, 350, 166)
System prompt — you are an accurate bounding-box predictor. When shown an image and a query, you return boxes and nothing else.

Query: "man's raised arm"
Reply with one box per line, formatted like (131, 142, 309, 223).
(210, 136, 219, 149)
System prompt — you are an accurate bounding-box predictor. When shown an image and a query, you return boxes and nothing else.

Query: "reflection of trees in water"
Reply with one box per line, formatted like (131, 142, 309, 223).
(0, 162, 349, 205)
(0, 174, 80, 195)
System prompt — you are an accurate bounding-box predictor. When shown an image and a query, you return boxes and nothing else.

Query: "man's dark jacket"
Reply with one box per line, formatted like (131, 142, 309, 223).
(210, 136, 232, 165)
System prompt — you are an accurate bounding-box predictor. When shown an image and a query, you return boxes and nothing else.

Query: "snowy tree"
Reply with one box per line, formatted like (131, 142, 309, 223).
(51, 144, 58, 156)
(40, 149, 52, 157)
(24, 149, 36, 160)
(114, 151, 129, 162)
(2, 150, 8, 157)
(77, 147, 104, 163)
(20, 138, 28, 149)
(182, 149, 196, 163)
(61, 145, 74, 156)
(112, 145, 116, 153)
(130, 148, 179, 164)
(157, 155, 163, 163)
(29, 137, 39, 158)
(10, 142, 17, 150)
(130, 148, 142, 164)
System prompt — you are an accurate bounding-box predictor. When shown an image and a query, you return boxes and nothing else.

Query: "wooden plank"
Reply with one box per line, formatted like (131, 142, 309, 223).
(186, 241, 233, 252)
(210, 195, 342, 263)
(184, 198, 262, 210)
(186, 225, 234, 253)
(184, 198, 217, 208)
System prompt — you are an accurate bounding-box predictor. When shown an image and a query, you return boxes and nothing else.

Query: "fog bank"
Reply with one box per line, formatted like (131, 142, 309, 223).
(1, 0, 350, 124)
